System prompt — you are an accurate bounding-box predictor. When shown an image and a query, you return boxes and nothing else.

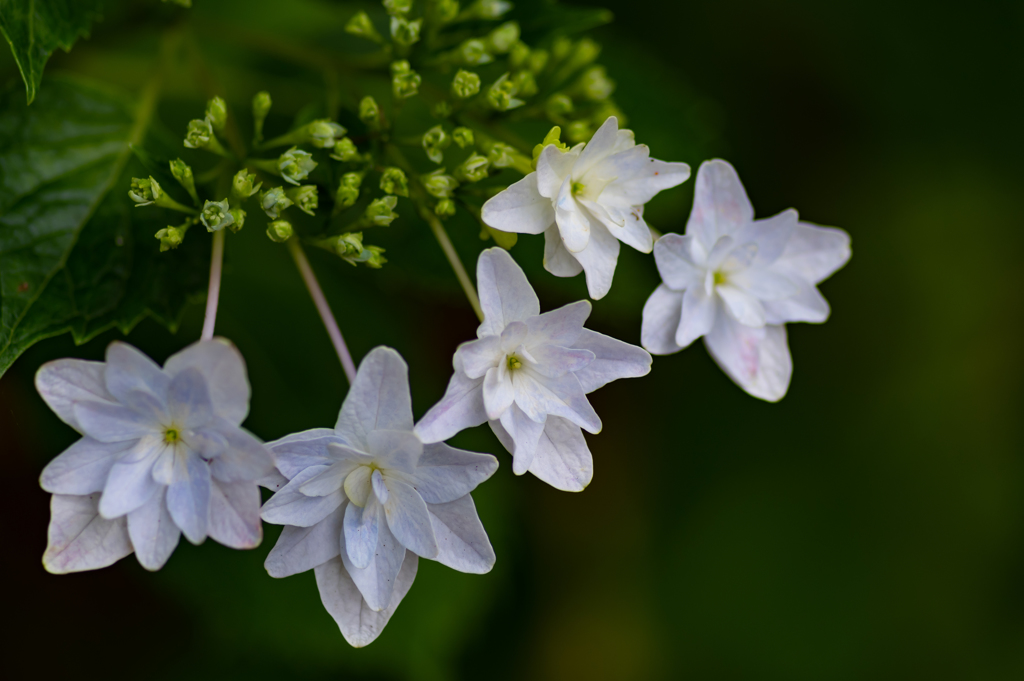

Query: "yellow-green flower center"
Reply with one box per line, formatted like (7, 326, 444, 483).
(507, 355, 522, 370)
(164, 428, 180, 443)
(571, 181, 585, 196)
(713, 271, 728, 286)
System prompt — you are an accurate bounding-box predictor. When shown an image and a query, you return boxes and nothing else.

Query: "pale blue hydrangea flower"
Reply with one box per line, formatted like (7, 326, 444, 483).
(641, 159, 851, 401)
(415, 248, 652, 492)
(36, 339, 275, 573)
(261, 347, 498, 647)
(481, 116, 691, 299)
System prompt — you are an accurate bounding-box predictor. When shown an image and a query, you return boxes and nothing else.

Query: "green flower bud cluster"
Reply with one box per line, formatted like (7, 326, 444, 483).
(455, 153, 490, 183)
(390, 16, 422, 46)
(532, 126, 570, 163)
(261, 186, 293, 220)
(434, 199, 456, 217)
(154, 223, 189, 252)
(231, 170, 262, 204)
(391, 61, 421, 100)
(360, 96, 382, 131)
(252, 91, 272, 145)
(336, 172, 365, 209)
(454, 39, 492, 66)
(422, 169, 459, 198)
(379, 167, 409, 197)
(486, 142, 530, 173)
(169, 159, 199, 205)
(452, 127, 475, 148)
(129, 177, 195, 214)
(206, 96, 227, 133)
(428, 0, 459, 24)
(317, 232, 386, 268)
(486, 22, 519, 54)
(383, 0, 413, 15)
(346, 11, 384, 44)
(201, 199, 242, 233)
(422, 125, 451, 164)
(266, 220, 294, 243)
(364, 196, 399, 227)
(576, 65, 615, 101)
(305, 120, 347, 148)
(287, 185, 319, 215)
(184, 97, 231, 156)
(279, 147, 317, 185)
(486, 73, 524, 111)
(330, 137, 363, 163)
(451, 70, 481, 99)
(464, 0, 512, 20)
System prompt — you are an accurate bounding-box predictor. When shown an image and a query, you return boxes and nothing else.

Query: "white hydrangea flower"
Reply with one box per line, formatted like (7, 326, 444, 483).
(261, 347, 498, 648)
(481, 116, 691, 299)
(36, 339, 275, 574)
(415, 248, 652, 492)
(641, 159, 851, 401)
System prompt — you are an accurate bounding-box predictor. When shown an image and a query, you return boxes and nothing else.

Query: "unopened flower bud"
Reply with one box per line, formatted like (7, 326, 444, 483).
(486, 22, 519, 53)
(487, 73, 523, 111)
(432, 101, 453, 119)
(561, 38, 600, 76)
(360, 96, 382, 131)
(428, 0, 459, 23)
(206, 96, 227, 133)
(305, 119, 347, 148)
(512, 70, 537, 97)
(383, 0, 413, 16)
(261, 186, 294, 219)
(184, 118, 212, 149)
(231, 170, 262, 203)
(365, 196, 399, 227)
(532, 125, 569, 161)
(466, 0, 512, 20)
(279, 147, 317, 185)
(391, 60, 421, 99)
(330, 137, 361, 162)
(577, 65, 614, 100)
(487, 143, 514, 168)
(252, 91, 272, 144)
(346, 11, 384, 43)
(566, 119, 592, 143)
(129, 177, 159, 206)
(335, 172, 364, 209)
(545, 93, 574, 118)
(451, 69, 481, 98)
(228, 207, 246, 233)
(509, 41, 530, 69)
(362, 245, 387, 268)
(201, 199, 235, 232)
(456, 39, 492, 66)
(455, 153, 490, 183)
(422, 125, 451, 164)
(390, 16, 422, 46)
(527, 48, 549, 74)
(422, 168, 460, 198)
(379, 167, 409, 197)
(452, 126, 474, 148)
(434, 198, 456, 217)
(551, 37, 572, 62)
(266, 220, 294, 243)
(169, 159, 199, 204)
(286, 185, 319, 215)
(154, 225, 187, 252)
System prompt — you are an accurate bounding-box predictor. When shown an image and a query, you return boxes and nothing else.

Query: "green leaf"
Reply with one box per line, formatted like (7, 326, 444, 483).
(0, 76, 209, 377)
(0, 0, 105, 104)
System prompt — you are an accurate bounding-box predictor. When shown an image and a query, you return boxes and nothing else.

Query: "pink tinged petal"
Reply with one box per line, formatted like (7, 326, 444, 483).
(265, 505, 345, 578)
(208, 479, 263, 549)
(526, 417, 593, 492)
(480, 173, 554, 234)
(336, 347, 414, 448)
(731, 267, 801, 301)
(428, 495, 495, 574)
(536, 144, 581, 198)
(579, 198, 654, 253)
(342, 515, 407, 611)
(483, 365, 515, 420)
(456, 336, 501, 379)
(733, 209, 798, 266)
(542, 224, 583, 277)
(641, 284, 685, 355)
(687, 159, 755, 251)
(654, 233, 704, 290)
(554, 177, 591, 253)
(499, 404, 546, 474)
(382, 477, 437, 559)
(773, 222, 852, 285)
(597, 151, 692, 206)
(100, 441, 163, 518)
(40, 438, 135, 495)
(704, 314, 792, 402)
(103, 341, 170, 405)
(344, 494, 381, 569)
(677, 287, 718, 349)
(571, 328, 652, 393)
(315, 551, 418, 647)
(73, 401, 155, 443)
(526, 300, 591, 347)
(35, 359, 116, 432)
(269, 428, 347, 479)
(164, 338, 251, 425)
(527, 345, 595, 378)
(166, 448, 211, 545)
(572, 116, 621, 177)
(412, 443, 498, 504)
(261, 465, 345, 527)
(572, 218, 621, 300)
(763, 283, 831, 324)
(128, 488, 180, 571)
(167, 368, 214, 429)
(43, 493, 133, 574)
(367, 430, 423, 474)
(476, 248, 541, 337)
(413, 372, 487, 444)
(718, 285, 767, 328)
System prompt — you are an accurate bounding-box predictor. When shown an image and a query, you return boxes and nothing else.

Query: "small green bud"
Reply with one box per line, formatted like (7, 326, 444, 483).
(487, 73, 524, 111)
(509, 41, 530, 69)
(266, 220, 293, 243)
(592, 101, 627, 127)
(435, 198, 456, 217)
(201, 199, 235, 232)
(512, 70, 537, 97)
(129, 177, 159, 206)
(428, 0, 459, 23)
(252, 91, 272, 144)
(551, 36, 573, 62)
(487, 142, 516, 168)
(545, 93, 574, 117)
(330, 137, 361, 162)
(432, 101, 453, 119)
(452, 127, 474, 148)
(486, 22, 519, 53)
(391, 60, 422, 99)
(456, 39, 492, 66)
(346, 11, 383, 43)
(455, 153, 490, 183)
(383, 0, 413, 16)
(184, 118, 213, 149)
(336, 172, 364, 209)
(566, 119, 592, 143)
(286, 185, 319, 215)
(260, 186, 294, 219)
(335, 231, 365, 257)
(231, 170, 262, 202)
(362, 245, 387, 268)
(390, 16, 422, 46)
(465, 0, 511, 19)
(527, 48, 549, 74)
(422, 125, 451, 164)
(365, 195, 399, 227)
(532, 126, 570, 161)
(304, 119, 347, 148)
(359, 96, 382, 131)
(561, 38, 601, 75)
(155, 225, 187, 252)
(422, 168, 460, 198)
(206, 96, 227, 133)
(577, 65, 614, 100)
(379, 167, 409, 197)
(228, 207, 246, 233)
(279, 147, 317, 185)
(169, 159, 199, 204)
(451, 69, 481, 98)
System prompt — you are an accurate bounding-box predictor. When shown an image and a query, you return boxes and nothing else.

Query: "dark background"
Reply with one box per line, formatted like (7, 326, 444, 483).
(2, 1, 1022, 679)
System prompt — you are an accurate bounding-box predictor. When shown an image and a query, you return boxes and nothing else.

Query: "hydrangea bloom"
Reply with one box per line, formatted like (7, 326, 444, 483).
(415, 248, 651, 491)
(480, 116, 691, 299)
(261, 347, 497, 647)
(36, 340, 275, 573)
(641, 160, 851, 401)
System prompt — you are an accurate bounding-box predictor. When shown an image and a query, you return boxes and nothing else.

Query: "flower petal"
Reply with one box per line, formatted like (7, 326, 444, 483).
(43, 493, 133, 574)
(335, 347, 414, 448)
(35, 359, 115, 432)
(525, 300, 591, 347)
(498, 404, 546, 474)
(571, 329, 653, 393)
(383, 477, 437, 559)
(518, 371, 602, 433)
(73, 401, 155, 443)
(265, 505, 345, 578)
(536, 144, 580, 199)
(412, 442, 498, 504)
(527, 417, 594, 491)
(704, 314, 792, 402)
(483, 365, 515, 420)
(99, 440, 163, 518)
(732, 209, 798, 266)
(343, 465, 373, 507)
(654, 233, 704, 290)
(526, 345, 595, 378)
(367, 429, 423, 474)
(104, 341, 170, 405)
(341, 514, 407, 611)
(572, 218, 620, 300)
(772, 221, 852, 285)
(763, 282, 831, 324)
(455, 336, 501, 379)
(718, 284, 767, 328)
(428, 495, 495, 574)
(208, 479, 263, 549)
(731, 267, 800, 301)
(476, 247, 540, 337)
(579, 198, 653, 253)
(641, 284, 684, 355)
(413, 371, 487, 444)
(40, 437, 135, 495)
(344, 494, 381, 569)
(677, 286, 718, 349)
(571, 116, 621, 177)
(554, 177, 591, 253)
(205, 424, 275, 483)
(164, 338, 251, 424)
(596, 147, 691, 207)
(480, 172, 554, 234)
(268, 428, 347, 480)
(543, 225, 584, 277)
(261, 465, 345, 527)
(128, 488, 180, 570)
(166, 448, 211, 544)
(167, 367, 214, 430)
(686, 159, 755, 251)
(299, 462, 350, 497)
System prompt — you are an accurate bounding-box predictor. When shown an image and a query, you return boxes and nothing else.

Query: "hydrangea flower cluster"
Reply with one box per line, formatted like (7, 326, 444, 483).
(26, 0, 851, 651)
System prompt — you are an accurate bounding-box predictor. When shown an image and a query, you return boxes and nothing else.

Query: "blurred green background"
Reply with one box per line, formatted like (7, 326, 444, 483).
(2, 1, 1022, 679)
